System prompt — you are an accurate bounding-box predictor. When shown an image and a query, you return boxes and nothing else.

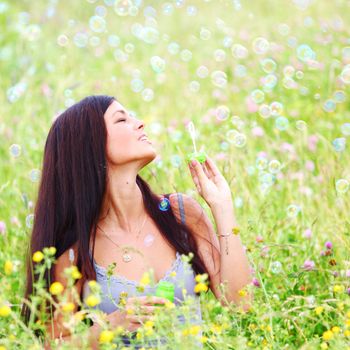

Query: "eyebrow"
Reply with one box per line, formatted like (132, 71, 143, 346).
(111, 109, 127, 118)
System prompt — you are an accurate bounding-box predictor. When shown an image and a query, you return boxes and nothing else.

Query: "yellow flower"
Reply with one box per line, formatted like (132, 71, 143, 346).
(0, 346, 6, 350)
(49, 282, 64, 295)
(210, 324, 222, 334)
(139, 272, 151, 287)
(62, 302, 75, 313)
(144, 320, 154, 330)
(4, 261, 13, 275)
(333, 285, 345, 293)
(85, 295, 101, 307)
(346, 311, 350, 318)
(48, 247, 56, 255)
(32, 251, 44, 263)
(170, 271, 177, 278)
(238, 289, 247, 297)
(194, 282, 208, 293)
(88, 280, 97, 288)
(322, 330, 333, 341)
(195, 273, 208, 283)
(189, 325, 201, 336)
(346, 319, 350, 328)
(71, 266, 82, 280)
(164, 301, 175, 309)
(126, 308, 134, 315)
(331, 326, 341, 334)
(0, 305, 11, 317)
(344, 330, 350, 337)
(315, 306, 324, 315)
(200, 336, 208, 343)
(99, 330, 114, 343)
(320, 343, 328, 350)
(136, 332, 142, 340)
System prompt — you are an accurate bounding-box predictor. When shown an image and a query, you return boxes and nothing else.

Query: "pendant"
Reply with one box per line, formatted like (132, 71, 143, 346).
(123, 253, 132, 263)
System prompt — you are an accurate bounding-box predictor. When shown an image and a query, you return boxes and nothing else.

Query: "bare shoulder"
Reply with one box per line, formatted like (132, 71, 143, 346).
(168, 192, 204, 225)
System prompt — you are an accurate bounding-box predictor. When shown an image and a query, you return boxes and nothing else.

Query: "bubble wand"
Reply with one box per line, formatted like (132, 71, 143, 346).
(186, 121, 207, 164)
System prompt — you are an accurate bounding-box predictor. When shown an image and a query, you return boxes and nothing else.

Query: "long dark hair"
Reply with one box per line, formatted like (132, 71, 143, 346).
(21, 95, 219, 326)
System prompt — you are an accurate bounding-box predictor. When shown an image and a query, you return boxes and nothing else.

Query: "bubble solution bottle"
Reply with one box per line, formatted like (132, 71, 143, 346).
(155, 281, 175, 306)
(185, 121, 207, 164)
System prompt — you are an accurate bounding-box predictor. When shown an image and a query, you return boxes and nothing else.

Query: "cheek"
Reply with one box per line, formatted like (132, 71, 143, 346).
(105, 130, 137, 162)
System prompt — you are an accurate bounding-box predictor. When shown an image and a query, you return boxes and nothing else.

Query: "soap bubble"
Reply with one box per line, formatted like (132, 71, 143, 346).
(333, 91, 345, 103)
(251, 89, 265, 104)
(270, 261, 282, 274)
(159, 197, 170, 211)
(260, 58, 277, 73)
(233, 133, 247, 148)
(168, 42, 180, 55)
(341, 123, 350, 136)
(340, 65, 350, 84)
(259, 171, 275, 186)
(268, 160, 281, 174)
(297, 44, 316, 62)
(150, 56, 166, 73)
(332, 138, 346, 152)
(73, 32, 89, 48)
(262, 74, 277, 89)
(270, 101, 283, 116)
(283, 65, 295, 78)
(226, 129, 239, 143)
(9, 144, 21, 158)
(323, 100, 336, 113)
(252, 37, 269, 54)
(29, 169, 41, 182)
(211, 70, 227, 88)
(259, 104, 271, 119)
(231, 44, 248, 59)
(57, 34, 69, 47)
(89, 15, 106, 33)
(214, 49, 226, 62)
(196, 65, 209, 78)
(256, 156, 268, 170)
(234, 196, 243, 208)
(108, 35, 120, 47)
(336, 179, 349, 193)
(296, 120, 308, 131)
(199, 27, 211, 40)
(215, 105, 230, 121)
(114, 0, 132, 16)
(131, 78, 144, 92)
(286, 204, 301, 218)
(234, 64, 247, 77)
(141, 27, 159, 44)
(275, 116, 289, 131)
(141, 88, 154, 102)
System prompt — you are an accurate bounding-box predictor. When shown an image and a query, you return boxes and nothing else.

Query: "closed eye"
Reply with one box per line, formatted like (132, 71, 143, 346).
(116, 118, 126, 123)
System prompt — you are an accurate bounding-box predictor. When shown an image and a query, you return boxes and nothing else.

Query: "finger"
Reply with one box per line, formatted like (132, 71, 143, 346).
(205, 156, 221, 177)
(128, 296, 167, 305)
(189, 166, 202, 193)
(190, 159, 208, 183)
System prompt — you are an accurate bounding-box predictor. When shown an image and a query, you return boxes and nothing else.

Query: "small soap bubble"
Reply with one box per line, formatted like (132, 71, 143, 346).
(29, 169, 41, 182)
(296, 120, 308, 131)
(226, 129, 239, 143)
(259, 171, 275, 186)
(214, 49, 226, 62)
(9, 144, 21, 158)
(215, 105, 230, 121)
(270, 261, 282, 274)
(180, 49, 192, 62)
(297, 44, 316, 62)
(199, 27, 211, 40)
(196, 65, 209, 78)
(141, 27, 159, 44)
(251, 89, 265, 104)
(336, 179, 349, 193)
(234, 196, 243, 208)
(256, 156, 268, 170)
(189, 81, 200, 92)
(141, 88, 154, 102)
(124, 43, 134, 53)
(259, 104, 271, 119)
(332, 138, 346, 152)
(286, 204, 301, 218)
(73, 32, 89, 48)
(162, 3, 174, 15)
(283, 65, 295, 78)
(278, 23, 290, 36)
(168, 42, 180, 55)
(262, 74, 277, 90)
(130, 78, 144, 93)
(95, 5, 107, 17)
(187, 5, 197, 16)
(144, 233, 155, 247)
(233, 133, 247, 148)
(159, 197, 170, 211)
(211, 70, 227, 88)
(333, 90, 346, 103)
(341, 123, 350, 136)
(252, 37, 269, 55)
(220, 141, 229, 151)
(260, 58, 277, 73)
(89, 15, 106, 33)
(323, 100, 336, 113)
(114, 0, 132, 16)
(268, 160, 281, 174)
(57, 34, 69, 47)
(170, 155, 182, 167)
(295, 71, 304, 79)
(340, 65, 350, 84)
(234, 64, 247, 77)
(108, 35, 120, 47)
(26, 214, 34, 228)
(231, 44, 248, 59)
(270, 101, 283, 116)
(275, 116, 289, 131)
(150, 56, 166, 73)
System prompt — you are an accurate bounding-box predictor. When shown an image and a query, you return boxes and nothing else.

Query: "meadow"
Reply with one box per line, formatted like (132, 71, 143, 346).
(1, 0, 350, 349)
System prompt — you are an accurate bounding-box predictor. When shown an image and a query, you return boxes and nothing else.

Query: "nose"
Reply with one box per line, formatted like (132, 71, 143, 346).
(136, 119, 145, 130)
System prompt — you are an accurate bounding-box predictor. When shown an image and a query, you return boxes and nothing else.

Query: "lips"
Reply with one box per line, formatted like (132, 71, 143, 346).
(138, 133, 148, 141)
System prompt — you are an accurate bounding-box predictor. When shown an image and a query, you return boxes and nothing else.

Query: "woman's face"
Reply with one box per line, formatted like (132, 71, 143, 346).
(104, 100, 157, 168)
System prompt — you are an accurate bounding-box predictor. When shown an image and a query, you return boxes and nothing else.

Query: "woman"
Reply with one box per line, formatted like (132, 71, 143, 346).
(21, 95, 253, 349)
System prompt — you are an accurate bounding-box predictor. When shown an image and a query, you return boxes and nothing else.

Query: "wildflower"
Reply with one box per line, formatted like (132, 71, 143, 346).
(303, 260, 315, 271)
(48, 247, 56, 255)
(333, 285, 345, 293)
(85, 295, 101, 307)
(88, 280, 97, 288)
(0, 221, 6, 235)
(189, 325, 201, 336)
(238, 288, 247, 297)
(164, 301, 175, 309)
(195, 273, 208, 283)
(71, 266, 82, 280)
(139, 272, 151, 287)
(49, 282, 64, 295)
(62, 302, 75, 313)
(0, 305, 11, 317)
(144, 320, 154, 330)
(4, 261, 13, 275)
(99, 330, 114, 343)
(194, 282, 208, 293)
(331, 326, 341, 333)
(322, 330, 333, 341)
(344, 330, 350, 337)
(32, 251, 44, 263)
(315, 306, 324, 315)
(200, 336, 208, 343)
(252, 277, 260, 287)
(325, 241, 332, 250)
(170, 271, 177, 278)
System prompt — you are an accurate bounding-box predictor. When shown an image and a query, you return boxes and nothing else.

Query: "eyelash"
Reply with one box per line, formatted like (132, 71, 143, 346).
(117, 118, 126, 123)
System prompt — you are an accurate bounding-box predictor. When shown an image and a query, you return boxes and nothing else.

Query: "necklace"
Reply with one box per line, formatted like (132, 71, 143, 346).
(97, 212, 147, 263)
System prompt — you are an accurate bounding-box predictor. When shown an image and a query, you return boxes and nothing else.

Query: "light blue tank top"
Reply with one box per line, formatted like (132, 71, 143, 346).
(85, 193, 204, 348)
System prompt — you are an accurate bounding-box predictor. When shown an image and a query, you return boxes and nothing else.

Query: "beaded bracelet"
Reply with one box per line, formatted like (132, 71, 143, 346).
(218, 226, 240, 237)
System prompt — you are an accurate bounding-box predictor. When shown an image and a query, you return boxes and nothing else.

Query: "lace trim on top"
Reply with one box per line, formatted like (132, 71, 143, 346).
(93, 251, 182, 287)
